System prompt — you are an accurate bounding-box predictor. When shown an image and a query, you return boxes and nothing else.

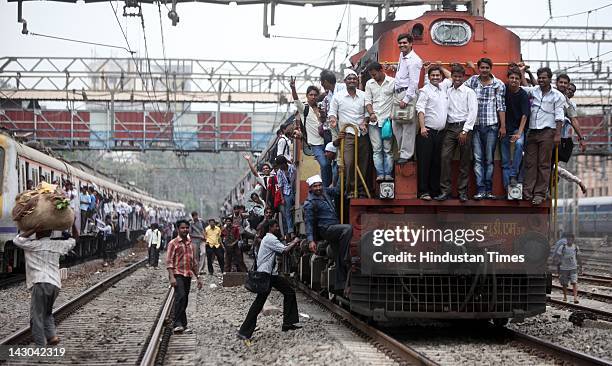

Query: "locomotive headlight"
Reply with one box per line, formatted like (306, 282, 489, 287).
(431, 21, 472, 46)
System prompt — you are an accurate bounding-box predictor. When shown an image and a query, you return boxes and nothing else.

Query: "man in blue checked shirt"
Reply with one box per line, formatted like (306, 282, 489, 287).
(465, 58, 506, 200)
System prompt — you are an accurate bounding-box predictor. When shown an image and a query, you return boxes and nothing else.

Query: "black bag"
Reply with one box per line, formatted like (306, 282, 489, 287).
(558, 138, 574, 163)
(300, 105, 314, 156)
(244, 254, 274, 294)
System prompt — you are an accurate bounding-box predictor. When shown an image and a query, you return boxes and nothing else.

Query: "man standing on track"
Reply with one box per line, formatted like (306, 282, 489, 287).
(552, 233, 582, 304)
(13, 223, 78, 346)
(189, 211, 206, 274)
(205, 218, 225, 275)
(166, 219, 203, 334)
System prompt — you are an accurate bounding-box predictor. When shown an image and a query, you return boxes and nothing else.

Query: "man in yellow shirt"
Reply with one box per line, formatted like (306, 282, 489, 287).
(205, 219, 225, 275)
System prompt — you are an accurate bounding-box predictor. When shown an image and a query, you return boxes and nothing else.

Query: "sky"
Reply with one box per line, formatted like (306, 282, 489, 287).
(1, 0, 611, 68)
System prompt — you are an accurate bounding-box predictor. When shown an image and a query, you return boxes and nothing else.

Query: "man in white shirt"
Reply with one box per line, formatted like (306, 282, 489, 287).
(289, 78, 332, 187)
(365, 62, 395, 182)
(329, 69, 370, 198)
(522, 66, 565, 205)
(276, 124, 293, 163)
(13, 224, 77, 346)
(432, 64, 478, 202)
(319, 69, 346, 142)
(415, 65, 448, 200)
(145, 223, 162, 268)
(388, 33, 423, 164)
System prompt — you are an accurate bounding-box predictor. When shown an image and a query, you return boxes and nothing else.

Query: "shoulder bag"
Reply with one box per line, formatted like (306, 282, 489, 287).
(244, 252, 274, 294)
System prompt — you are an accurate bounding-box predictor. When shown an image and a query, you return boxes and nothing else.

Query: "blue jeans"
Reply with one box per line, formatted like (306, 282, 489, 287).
(500, 130, 525, 188)
(472, 125, 498, 193)
(368, 124, 393, 176)
(311, 144, 332, 187)
(282, 194, 295, 234)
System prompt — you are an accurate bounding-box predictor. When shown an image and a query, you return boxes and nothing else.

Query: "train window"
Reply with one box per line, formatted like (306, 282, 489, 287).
(431, 20, 472, 46)
(412, 23, 424, 40)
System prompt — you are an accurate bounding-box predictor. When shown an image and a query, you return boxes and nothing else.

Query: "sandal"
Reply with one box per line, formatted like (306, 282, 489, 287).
(420, 194, 432, 201)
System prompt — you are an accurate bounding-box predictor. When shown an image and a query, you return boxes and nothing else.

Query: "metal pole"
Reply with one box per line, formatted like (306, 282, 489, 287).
(215, 79, 222, 152)
(110, 92, 115, 149)
(143, 102, 147, 150)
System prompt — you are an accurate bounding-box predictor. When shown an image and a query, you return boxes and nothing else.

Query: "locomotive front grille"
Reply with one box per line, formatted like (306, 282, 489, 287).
(350, 274, 547, 318)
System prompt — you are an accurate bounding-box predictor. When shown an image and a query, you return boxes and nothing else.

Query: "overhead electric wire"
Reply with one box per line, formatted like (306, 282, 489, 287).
(27, 32, 135, 54)
(323, 0, 350, 70)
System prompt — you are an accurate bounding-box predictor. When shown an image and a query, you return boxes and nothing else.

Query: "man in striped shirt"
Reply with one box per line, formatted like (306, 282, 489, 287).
(166, 219, 203, 334)
(13, 224, 78, 346)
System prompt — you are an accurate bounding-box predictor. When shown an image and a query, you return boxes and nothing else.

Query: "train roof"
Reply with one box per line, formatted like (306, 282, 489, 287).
(3, 134, 184, 209)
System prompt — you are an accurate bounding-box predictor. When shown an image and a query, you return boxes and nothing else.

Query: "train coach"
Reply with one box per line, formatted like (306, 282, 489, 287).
(227, 9, 553, 325)
(0, 131, 184, 274)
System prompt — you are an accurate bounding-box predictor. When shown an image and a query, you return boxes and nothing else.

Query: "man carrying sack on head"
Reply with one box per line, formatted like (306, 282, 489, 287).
(11, 182, 77, 346)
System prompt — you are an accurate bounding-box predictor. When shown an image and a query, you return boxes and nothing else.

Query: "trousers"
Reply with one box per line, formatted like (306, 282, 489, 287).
(321, 224, 353, 290)
(223, 245, 247, 272)
(206, 246, 225, 274)
(524, 128, 555, 200)
(30, 282, 60, 346)
(439, 123, 472, 195)
(148, 246, 159, 267)
(173, 275, 191, 328)
(416, 127, 444, 196)
(238, 275, 299, 338)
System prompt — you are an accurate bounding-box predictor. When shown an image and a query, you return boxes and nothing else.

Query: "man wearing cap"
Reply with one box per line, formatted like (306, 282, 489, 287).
(329, 69, 370, 198)
(324, 142, 339, 188)
(365, 61, 395, 182)
(303, 175, 353, 294)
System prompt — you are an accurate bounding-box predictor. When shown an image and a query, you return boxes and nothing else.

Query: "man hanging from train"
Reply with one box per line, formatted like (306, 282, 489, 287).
(328, 69, 371, 198)
(319, 69, 346, 143)
(304, 175, 353, 296)
(365, 62, 395, 183)
(289, 77, 333, 187)
(465, 58, 506, 200)
(13, 223, 78, 346)
(520, 67, 565, 205)
(384, 32, 422, 165)
(428, 63, 478, 202)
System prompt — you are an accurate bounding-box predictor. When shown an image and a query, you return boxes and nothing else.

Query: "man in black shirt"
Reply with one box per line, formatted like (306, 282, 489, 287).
(501, 68, 529, 194)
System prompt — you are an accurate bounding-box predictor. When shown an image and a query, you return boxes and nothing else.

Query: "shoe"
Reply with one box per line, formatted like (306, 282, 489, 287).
(384, 175, 394, 181)
(376, 175, 384, 182)
(183, 328, 193, 334)
(397, 158, 408, 164)
(473, 192, 486, 200)
(531, 196, 544, 205)
(419, 194, 432, 201)
(47, 336, 60, 346)
(434, 193, 449, 201)
(509, 176, 518, 187)
(485, 192, 496, 200)
(173, 326, 184, 334)
(281, 324, 302, 332)
(459, 193, 468, 202)
(574, 299, 580, 304)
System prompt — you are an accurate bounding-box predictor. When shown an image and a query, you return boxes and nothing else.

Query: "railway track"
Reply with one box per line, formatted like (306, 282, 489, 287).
(552, 273, 612, 287)
(294, 280, 438, 366)
(294, 279, 611, 365)
(551, 283, 612, 304)
(0, 274, 25, 290)
(0, 259, 176, 366)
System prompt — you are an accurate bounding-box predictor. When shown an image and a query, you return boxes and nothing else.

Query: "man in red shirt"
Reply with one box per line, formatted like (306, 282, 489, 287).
(222, 217, 247, 272)
(166, 219, 203, 333)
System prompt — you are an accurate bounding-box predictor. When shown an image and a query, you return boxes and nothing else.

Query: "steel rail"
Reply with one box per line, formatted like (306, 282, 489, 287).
(0, 258, 147, 345)
(547, 297, 612, 321)
(139, 287, 175, 366)
(294, 280, 439, 366)
(551, 284, 612, 303)
(506, 328, 612, 366)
